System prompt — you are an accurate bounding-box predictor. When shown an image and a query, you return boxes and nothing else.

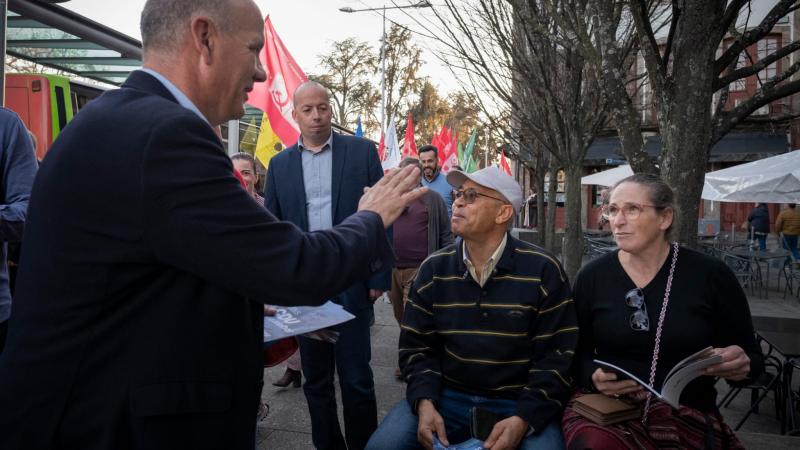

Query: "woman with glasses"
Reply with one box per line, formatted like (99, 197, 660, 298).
(562, 173, 763, 449)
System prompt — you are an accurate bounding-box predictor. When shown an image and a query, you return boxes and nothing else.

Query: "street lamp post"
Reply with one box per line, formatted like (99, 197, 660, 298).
(339, 1, 431, 135)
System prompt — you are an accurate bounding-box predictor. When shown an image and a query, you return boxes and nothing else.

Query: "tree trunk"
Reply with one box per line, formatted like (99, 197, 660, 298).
(563, 163, 585, 280)
(656, 2, 721, 248)
(535, 159, 547, 247)
(597, 61, 657, 174)
(544, 164, 559, 254)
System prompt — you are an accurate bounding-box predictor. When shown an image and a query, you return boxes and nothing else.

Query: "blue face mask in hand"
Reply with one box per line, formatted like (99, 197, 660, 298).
(432, 434, 486, 450)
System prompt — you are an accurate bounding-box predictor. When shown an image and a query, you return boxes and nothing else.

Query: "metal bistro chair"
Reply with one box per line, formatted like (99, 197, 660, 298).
(720, 250, 759, 296)
(778, 233, 800, 299)
(718, 333, 784, 431)
(584, 236, 616, 260)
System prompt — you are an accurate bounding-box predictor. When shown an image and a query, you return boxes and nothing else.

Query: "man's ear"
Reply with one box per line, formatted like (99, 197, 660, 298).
(496, 204, 514, 225)
(189, 16, 216, 65)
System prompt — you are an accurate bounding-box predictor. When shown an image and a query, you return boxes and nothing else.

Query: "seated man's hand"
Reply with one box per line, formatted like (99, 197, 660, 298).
(483, 416, 528, 450)
(417, 399, 448, 450)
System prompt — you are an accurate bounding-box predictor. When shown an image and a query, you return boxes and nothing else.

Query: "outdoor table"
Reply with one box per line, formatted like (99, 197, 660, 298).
(729, 249, 791, 298)
(754, 316, 800, 434)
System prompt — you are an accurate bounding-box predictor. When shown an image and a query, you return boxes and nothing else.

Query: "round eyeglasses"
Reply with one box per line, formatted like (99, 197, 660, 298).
(602, 203, 664, 221)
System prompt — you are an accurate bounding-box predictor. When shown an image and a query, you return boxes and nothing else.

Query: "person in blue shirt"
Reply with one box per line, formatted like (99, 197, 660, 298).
(419, 145, 454, 216)
(0, 108, 37, 354)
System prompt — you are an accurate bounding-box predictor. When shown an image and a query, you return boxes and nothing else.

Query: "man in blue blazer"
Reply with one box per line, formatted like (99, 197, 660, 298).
(0, 1, 425, 449)
(265, 81, 388, 450)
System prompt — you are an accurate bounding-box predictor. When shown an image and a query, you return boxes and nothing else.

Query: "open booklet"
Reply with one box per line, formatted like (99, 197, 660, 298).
(594, 346, 722, 409)
(263, 301, 355, 343)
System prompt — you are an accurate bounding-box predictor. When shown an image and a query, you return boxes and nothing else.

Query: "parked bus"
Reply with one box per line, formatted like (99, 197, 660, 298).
(5, 73, 107, 159)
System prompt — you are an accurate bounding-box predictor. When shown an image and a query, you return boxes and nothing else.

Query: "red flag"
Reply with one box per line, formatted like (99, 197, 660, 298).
(500, 150, 512, 176)
(402, 113, 417, 158)
(441, 146, 459, 173)
(378, 133, 386, 162)
(436, 126, 450, 166)
(247, 16, 307, 148)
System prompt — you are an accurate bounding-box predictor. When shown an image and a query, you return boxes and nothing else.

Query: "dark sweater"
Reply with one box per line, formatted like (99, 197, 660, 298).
(400, 234, 578, 432)
(747, 205, 770, 234)
(572, 246, 764, 413)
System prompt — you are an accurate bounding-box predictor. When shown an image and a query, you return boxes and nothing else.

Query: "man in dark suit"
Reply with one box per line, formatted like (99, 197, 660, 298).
(0, 1, 425, 449)
(265, 81, 386, 450)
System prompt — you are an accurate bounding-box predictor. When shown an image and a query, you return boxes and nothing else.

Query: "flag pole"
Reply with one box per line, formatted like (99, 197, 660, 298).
(380, 3, 387, 137)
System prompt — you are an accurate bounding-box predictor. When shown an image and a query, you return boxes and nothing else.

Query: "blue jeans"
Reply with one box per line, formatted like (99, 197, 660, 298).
(783, 234, 800, 260)
(366, 388, 565, 450)
(754, 233, 767, 251)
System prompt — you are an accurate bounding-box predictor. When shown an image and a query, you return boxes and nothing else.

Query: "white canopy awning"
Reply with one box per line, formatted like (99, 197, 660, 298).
(581, 165, 633, 186)
(701, 150, 800, 203)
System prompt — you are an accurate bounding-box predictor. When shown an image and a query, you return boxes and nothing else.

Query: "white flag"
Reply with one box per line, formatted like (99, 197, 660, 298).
(382, 118, 401, 170)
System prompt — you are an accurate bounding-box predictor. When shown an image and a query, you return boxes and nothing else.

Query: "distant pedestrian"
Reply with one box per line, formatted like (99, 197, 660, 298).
(742, 203, 770, 251)
(776, 203, 800, 260)
(419, 145, 454, 215)
(389, 157, 453, 379)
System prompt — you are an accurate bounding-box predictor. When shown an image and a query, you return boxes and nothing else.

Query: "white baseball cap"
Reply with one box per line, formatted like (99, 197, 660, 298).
(446, 166, 523, 212)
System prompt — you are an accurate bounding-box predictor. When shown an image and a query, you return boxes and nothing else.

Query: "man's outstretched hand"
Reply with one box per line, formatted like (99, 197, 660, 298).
(358, 165, 427, 227)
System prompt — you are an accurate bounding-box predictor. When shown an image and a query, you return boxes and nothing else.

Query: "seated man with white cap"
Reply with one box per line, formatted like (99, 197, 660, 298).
(367, 166, 577, 450)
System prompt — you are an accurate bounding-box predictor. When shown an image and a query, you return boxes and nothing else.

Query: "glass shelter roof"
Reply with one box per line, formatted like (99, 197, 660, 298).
(7, 0, 142, 86)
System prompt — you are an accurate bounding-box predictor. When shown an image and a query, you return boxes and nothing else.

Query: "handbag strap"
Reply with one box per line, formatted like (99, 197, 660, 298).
(642, 241, 680, 425)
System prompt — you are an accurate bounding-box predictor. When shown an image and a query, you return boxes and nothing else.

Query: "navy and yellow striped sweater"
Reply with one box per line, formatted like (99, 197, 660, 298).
(399, 234, 578, 432)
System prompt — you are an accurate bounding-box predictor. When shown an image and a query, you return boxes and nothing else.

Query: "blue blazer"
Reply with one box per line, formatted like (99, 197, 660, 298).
(0, 71, 394, 450)
(265, 133, 391, 312)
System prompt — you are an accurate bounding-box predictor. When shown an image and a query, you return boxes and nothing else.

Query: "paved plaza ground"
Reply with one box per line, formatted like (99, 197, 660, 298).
(256, 275, 800, 449)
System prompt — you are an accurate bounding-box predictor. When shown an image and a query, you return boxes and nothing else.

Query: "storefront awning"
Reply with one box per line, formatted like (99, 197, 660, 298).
(585, 131, 789, 164)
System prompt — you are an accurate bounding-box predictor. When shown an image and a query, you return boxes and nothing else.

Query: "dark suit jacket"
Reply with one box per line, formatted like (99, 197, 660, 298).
(265, 134, 390, 312)
(0, 71, 393, 450)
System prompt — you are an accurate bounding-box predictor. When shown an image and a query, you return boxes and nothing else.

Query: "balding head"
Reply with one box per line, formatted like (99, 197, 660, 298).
(141, 0, 239, 53)
(292, 81, 333, 148)
(293, 81, 330, 106)
(139, 0, 266, 126)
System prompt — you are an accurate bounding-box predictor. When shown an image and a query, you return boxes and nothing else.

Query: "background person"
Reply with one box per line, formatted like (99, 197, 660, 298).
(563, 173, 763, 449)
(0, 109, 37, 354)
(264, 80, 389, 450)
(389, 157, 453, 379)
(742, 202, 770, 251)
(775, 203, 800, 261)
(418, 145, 454, 216)
(231, 152, 264, 206)
(0, 1, 425, 448)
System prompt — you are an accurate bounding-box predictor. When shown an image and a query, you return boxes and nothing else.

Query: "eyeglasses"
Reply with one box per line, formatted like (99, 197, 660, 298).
(453, 188, 508, 205)
(602, 203, 664, 221)
(624, 288, 649, 332)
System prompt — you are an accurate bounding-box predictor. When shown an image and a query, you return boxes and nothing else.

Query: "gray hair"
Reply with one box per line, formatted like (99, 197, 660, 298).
(611, 172, 675, 237)
(399, 157, 422, 172)
(141, 0, 234, 52)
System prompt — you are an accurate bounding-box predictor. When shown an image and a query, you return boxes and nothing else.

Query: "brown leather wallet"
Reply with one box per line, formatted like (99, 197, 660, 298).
(572, 394, 642, 426)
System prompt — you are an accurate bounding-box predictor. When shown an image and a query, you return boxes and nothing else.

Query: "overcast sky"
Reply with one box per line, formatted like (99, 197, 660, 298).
(62, 0, 453, 91)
